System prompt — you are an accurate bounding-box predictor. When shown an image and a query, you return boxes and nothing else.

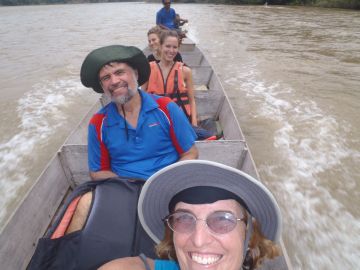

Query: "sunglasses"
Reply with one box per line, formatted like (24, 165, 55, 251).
(163, 211, 246, 235)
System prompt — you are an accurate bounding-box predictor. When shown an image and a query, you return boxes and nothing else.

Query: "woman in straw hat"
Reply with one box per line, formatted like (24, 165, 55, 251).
(100, 160, 282, 270)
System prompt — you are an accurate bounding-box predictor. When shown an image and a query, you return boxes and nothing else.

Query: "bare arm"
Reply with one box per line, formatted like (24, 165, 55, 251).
(179, 144, 198, 161)
(183, 65, 198, 126)
(98, 256, 154, 270)
(90, 170, 118, 181)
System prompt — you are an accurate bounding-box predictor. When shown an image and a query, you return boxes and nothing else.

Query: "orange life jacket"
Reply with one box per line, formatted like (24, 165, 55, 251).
(147, 61, 191, 119)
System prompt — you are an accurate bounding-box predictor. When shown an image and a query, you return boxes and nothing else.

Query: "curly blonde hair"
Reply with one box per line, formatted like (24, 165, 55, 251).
(155, 215, 280, 270)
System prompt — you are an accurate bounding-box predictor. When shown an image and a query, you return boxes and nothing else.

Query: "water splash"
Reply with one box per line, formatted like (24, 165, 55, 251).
(237, 65, 360, 269)
(0, 78, 88, 227)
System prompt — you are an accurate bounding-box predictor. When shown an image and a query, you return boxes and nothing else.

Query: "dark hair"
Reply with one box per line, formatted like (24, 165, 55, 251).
(159, 30, 179, 45)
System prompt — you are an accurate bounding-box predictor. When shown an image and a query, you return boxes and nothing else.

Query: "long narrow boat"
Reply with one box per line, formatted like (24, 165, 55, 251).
(0, 39, 292, 269)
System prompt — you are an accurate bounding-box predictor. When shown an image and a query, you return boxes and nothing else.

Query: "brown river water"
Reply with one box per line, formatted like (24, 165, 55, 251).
(0, 3, 359, 269)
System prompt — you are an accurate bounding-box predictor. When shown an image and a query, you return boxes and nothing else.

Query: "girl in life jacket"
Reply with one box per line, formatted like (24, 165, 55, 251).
(144, 30, 198, 127)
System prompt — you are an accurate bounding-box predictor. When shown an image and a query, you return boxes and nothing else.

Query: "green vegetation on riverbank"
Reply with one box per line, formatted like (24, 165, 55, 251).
(1, 0, 359, 10)
(282, 0, 359, 9)
(194, 0, 358, 9)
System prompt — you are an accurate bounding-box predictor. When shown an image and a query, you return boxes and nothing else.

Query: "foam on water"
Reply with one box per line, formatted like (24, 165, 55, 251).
(236, 64, 360, 269)
(0, 78, 88, 227)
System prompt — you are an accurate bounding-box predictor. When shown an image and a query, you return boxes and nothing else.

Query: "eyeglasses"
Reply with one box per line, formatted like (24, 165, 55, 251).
(163, 211, 246, 235)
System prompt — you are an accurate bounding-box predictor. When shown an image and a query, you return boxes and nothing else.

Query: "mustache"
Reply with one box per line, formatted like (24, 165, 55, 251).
(109, 82, 128, 92)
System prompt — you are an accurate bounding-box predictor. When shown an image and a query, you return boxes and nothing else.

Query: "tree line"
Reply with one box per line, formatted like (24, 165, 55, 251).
(1, 0, 359, 10)
(202, 0, 359, 9)
(0, 0, 137, 5)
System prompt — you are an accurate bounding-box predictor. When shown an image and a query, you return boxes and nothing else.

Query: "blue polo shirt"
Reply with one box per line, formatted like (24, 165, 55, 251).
(156, 7, 176, 29)
(88, 90, 196, 180)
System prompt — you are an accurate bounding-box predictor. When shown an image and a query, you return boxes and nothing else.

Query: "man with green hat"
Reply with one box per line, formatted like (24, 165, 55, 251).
(81, 45, 198, 180)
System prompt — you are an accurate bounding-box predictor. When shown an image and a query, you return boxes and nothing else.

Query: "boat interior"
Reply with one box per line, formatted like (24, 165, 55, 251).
(0, 39, 291, 270)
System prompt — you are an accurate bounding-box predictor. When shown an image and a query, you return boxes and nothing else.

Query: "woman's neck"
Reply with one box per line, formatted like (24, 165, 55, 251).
(154, 50, 161, 60)
(160, 58, 174, 68)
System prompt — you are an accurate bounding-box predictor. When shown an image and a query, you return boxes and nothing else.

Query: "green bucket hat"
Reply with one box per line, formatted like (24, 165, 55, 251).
(80, 45, 150, 93)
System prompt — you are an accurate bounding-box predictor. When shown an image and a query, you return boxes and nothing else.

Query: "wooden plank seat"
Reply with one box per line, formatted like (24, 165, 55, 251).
(59, 141, 249, 186)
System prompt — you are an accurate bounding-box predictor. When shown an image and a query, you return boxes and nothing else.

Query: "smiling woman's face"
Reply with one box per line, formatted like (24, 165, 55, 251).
(173, 199, 246, 270)
(160, 36, 178, 62)
(148, 33, 160, 52)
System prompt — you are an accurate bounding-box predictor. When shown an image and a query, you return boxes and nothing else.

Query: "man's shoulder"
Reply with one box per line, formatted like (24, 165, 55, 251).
(89, 103, 112, 125)
(141, 91, 162, 107)
(157, 7, 165, 15)
(143, 91, 171, 104)
(154, 95, 173, 107)
(143, 93, 178, 115)
(141, 91, 181, 117)
(96, 103, 111, 115)
(140, 90, 159, 108)
(168, 8, 176, 17)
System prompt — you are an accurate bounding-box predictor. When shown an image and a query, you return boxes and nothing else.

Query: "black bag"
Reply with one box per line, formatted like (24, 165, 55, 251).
(28, 178, 156, 270)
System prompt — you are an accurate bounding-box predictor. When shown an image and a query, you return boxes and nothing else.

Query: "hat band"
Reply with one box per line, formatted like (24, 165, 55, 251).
(168, 186, 250, 213)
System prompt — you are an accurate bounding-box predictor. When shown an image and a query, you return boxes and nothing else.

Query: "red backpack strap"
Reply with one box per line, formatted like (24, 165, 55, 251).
(51, 196, 82, 239)
(90, 114, 111, 170)
(155, 97, 184, 155)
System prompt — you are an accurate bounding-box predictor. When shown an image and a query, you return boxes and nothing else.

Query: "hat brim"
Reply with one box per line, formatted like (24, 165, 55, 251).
(138, 160, 282, 243)
(80, 45, 150, 93)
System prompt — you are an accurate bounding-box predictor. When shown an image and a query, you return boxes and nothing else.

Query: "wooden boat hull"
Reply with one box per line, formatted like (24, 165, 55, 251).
(0, 39, 292, 269)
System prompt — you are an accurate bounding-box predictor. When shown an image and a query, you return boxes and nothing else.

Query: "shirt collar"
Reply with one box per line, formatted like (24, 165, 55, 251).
(139, 89, 159, 113)
(104, 89, 158, 127)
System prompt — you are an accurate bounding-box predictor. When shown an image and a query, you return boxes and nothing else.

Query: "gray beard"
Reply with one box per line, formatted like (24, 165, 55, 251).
(111, 84, 138, 105)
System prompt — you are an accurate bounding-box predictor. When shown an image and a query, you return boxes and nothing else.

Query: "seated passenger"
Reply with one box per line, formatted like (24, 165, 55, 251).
(80, 45, 198, 181)
(156, 0, 187, 31)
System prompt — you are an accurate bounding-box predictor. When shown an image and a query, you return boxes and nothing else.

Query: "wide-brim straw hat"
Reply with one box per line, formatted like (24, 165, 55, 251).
(80, 45, 150, 93)
(138, 160, 282, 243)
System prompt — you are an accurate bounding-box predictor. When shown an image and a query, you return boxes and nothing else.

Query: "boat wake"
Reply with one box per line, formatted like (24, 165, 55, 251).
(0, 78, 91, 229)
(233, 65, 360, 269)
